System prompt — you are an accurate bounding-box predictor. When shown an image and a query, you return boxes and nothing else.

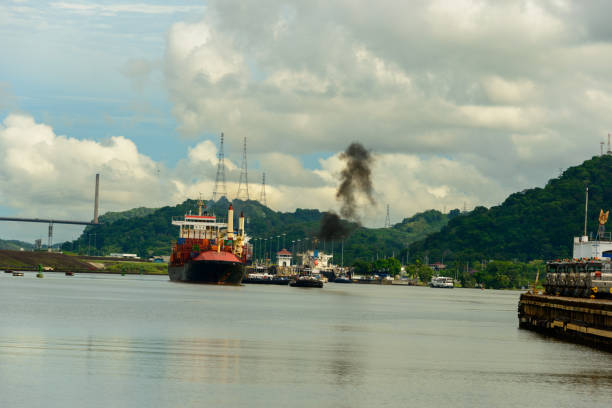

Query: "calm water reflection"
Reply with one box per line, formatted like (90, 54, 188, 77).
(1, 272, 611, 407)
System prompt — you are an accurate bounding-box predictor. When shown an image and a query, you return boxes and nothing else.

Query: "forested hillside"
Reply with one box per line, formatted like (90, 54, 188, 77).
(0, 239, 33, 251)
(63, 198, 455, 264)
(408, 155, 612, 263)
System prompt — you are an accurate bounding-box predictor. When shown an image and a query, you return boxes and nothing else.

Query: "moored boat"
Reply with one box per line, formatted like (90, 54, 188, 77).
(289, 274, 324, 288)
(334, 275, 352, 283)
(243, 273, 290, 285)
(430, 276, 454, 288)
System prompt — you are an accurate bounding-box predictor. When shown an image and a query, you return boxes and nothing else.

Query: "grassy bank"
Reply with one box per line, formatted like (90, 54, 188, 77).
(101, 261, 167, 275)
(0, 250, 168, 275)
(0, 250, 95, 271)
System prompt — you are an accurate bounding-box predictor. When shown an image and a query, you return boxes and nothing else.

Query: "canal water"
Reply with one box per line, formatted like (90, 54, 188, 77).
(1, 272, 611, 407)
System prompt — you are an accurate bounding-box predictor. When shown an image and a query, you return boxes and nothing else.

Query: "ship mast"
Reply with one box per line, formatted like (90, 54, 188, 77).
(197, 196, 204, 216)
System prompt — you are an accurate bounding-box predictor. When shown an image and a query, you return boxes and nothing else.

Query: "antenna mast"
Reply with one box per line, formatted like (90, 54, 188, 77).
(259, 172, 267, 207)
(212, 133, 228, 201)
(384, 204, 391, 228)
(601, 142, 605, 156)
(584, 186, 589, 236)
(236, 136, 250, 200)
(608, 134, 611, 155)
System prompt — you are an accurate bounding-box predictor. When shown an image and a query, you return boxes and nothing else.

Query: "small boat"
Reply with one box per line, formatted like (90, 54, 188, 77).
(65, 272, 74, 276)
(354, 275, 379, 284)
(290, 274, 324, 288)
(4, 269, 14, 274)
(334, 275, 353, 283)
(381, 276, 394, 285)
(12, 272, 24, 277)
(429, 276, 454, 288)
(243, 273, 290, 285)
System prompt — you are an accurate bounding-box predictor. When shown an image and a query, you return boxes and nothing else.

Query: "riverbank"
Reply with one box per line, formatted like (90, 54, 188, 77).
(0, 249, 167, 275)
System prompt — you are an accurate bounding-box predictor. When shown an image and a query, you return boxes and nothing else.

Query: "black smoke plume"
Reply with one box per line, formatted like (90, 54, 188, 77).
(318, 212, 352, 241)
(318, 142, 375, 241)
(336, 142, 375, 219)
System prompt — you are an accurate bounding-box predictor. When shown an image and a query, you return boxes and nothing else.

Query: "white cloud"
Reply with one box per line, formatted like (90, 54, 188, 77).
(482, 76, 536, 104)
(0, 114, 170, 219)
(160, 0, 612, 206)
(187, 140, 218, 167)
(455, 105, 545, 130)
(50, 2, 205, 15)
(7, 1, 612, 240)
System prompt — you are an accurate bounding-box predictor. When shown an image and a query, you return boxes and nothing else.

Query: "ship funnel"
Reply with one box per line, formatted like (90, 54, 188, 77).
(239, 211, 245, 236)
(227, 204, 234, 239)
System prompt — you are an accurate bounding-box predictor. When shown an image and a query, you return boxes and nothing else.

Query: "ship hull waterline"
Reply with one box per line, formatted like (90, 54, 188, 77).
(169, 259, 245, 285)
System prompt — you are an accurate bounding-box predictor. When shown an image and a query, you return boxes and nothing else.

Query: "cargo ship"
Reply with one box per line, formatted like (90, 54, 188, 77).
(168, 200, 248, 285)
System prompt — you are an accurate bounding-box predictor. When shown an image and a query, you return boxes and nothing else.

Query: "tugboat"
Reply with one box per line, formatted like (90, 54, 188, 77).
(289, 274, 324, 288)
(168, 200, 248, 285)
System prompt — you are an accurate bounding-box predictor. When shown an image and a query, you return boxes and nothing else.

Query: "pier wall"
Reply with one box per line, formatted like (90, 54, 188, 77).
(518, 293, 612, 350)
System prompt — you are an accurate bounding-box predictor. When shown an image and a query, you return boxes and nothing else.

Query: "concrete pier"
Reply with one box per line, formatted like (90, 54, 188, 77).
(518, 293, 612, 350)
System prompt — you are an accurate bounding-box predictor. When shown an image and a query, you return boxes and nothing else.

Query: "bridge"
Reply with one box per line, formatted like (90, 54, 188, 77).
(0, 174, 101, 249)
(0, 217, 96, 226)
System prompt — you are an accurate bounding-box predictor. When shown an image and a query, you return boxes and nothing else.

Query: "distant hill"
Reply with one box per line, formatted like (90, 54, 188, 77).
(98, 207, 157, 224)
(408, 155, 612, 263)
(64, 197, 455, 265)
(0, 239, 33, 251)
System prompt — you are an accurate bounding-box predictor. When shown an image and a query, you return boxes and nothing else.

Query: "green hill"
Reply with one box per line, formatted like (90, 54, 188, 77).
(0, 239, 33, 251)
(63, 198, 455, 265)
(408, 155, 612, 263)
(98, 207, 157, 223)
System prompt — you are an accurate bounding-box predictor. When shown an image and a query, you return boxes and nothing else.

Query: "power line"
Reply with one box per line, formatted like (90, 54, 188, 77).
(259, 172, 267, 207)
(236, 136, 250, 200)
(384, 204, 391, 228)
(212, 132, 228, 201)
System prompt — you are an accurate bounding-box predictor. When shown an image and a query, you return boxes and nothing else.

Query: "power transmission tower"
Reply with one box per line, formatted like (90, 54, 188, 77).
(384, 204, 391, 228)
(236, 136, 250, 200)
(259, 172, 267, 207)
(212, 133, 228, 201)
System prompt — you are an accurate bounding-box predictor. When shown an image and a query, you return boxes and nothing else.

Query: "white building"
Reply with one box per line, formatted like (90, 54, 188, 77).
(277, 249, 292, 267)
(109, 253, 139, 259)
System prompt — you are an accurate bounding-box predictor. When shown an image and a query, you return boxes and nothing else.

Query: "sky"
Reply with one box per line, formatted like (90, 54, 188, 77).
(1, 0, 612, 243)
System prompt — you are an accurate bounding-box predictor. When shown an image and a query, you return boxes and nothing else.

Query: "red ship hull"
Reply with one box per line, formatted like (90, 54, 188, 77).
(168, 250, 245, 284)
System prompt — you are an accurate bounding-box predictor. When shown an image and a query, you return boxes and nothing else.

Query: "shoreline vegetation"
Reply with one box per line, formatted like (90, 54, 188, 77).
(1, 249, 541, 287)
(352, 257, 542, 290)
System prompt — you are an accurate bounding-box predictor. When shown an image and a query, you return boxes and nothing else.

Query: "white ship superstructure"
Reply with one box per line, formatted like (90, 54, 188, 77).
(299, 249, 333, 270)
(573, 235, 612, 259)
